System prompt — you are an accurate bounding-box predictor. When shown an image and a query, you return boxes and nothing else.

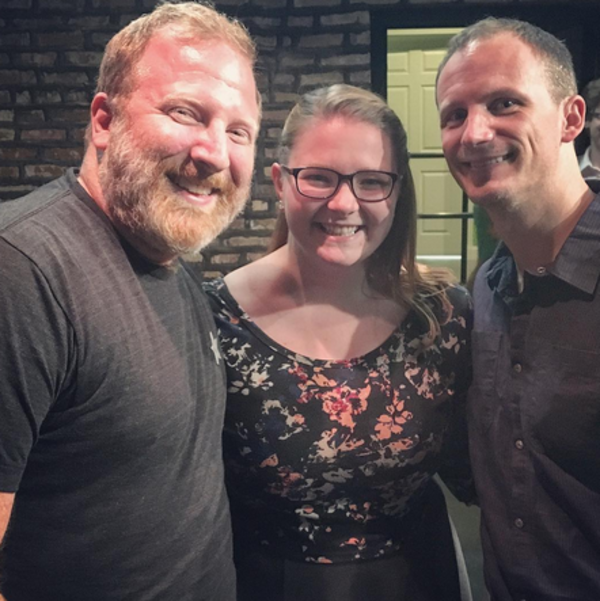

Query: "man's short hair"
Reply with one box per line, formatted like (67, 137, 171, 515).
(582, 78, 600, 118)
(436, 17, 577, 103)
(96, 1, 256, 104)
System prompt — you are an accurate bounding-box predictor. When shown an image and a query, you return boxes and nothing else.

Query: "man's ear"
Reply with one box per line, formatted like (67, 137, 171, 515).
(89, 93, 114, 150)
(271, 162, 284, 199)
(562, 94, 586, 143)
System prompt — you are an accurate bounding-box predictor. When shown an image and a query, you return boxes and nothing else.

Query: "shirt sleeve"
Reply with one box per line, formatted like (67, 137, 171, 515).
(0, 239, 73, 492)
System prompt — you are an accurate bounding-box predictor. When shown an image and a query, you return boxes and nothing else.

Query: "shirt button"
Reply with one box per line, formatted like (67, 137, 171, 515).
(515, 518, 524, 529)
(513, 363, 522, 373)
(515, 439, 524, 450)
(536, 266, 546, 275)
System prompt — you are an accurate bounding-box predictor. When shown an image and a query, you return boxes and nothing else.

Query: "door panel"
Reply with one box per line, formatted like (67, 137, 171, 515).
(387, 29, 477, 278)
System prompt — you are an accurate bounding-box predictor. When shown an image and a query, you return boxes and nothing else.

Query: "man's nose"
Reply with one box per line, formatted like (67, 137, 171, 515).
(461, 111, 494, 146)
(189, 124, 229, 173)
(326, 179, 360, 213)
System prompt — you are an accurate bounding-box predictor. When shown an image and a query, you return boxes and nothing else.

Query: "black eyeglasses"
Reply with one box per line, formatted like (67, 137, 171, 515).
(281, 166, 400, 203)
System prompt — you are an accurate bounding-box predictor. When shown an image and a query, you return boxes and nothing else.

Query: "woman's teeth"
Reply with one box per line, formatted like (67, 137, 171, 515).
(320, 224, 360, 236)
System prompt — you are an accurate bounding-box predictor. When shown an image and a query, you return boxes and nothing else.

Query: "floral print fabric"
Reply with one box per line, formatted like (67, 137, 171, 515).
(204, 279, 473, 564)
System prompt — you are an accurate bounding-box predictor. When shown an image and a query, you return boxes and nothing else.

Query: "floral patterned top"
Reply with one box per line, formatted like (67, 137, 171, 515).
(204, 279, 474, 564)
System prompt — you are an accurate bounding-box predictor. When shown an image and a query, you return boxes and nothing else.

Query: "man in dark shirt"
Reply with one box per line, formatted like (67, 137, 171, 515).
(0, 2, 260, 600)
(436, 17, 600, 601)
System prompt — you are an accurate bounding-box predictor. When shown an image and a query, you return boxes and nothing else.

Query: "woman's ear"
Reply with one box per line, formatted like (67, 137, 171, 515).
(89, 93, 114, 150)
(271, 162, 284, 199)
(562, 94, 586, 143)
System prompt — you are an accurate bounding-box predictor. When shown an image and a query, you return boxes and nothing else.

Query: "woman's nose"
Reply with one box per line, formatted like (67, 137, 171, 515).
(326, 179, 360, 212)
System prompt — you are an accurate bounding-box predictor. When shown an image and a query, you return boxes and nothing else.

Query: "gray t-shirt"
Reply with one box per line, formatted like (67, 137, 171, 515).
(0, 169, 235, 600)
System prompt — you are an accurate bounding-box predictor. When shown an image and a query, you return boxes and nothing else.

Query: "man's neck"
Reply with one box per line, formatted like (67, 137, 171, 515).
(490, 184, 594, 273)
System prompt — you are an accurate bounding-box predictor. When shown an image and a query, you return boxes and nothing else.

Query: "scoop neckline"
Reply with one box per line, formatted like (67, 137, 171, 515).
(211, 278, 416, 366)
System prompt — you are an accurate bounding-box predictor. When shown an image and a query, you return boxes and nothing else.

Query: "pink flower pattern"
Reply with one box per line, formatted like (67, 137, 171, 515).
(205, 279, 474, 563)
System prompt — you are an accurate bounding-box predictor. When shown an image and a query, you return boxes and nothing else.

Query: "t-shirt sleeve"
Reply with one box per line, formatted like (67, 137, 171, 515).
(0, 239, 73, 492)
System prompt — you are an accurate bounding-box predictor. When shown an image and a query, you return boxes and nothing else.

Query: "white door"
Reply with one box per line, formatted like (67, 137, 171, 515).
(387, 29, 478, 279)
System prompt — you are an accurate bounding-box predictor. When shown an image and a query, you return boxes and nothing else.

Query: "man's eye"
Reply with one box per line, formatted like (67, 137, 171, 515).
(168, 107, 198, 123)
(490, 99, 518, 114)
(442, 108, 467, 128)
(228, 128, 252, 144)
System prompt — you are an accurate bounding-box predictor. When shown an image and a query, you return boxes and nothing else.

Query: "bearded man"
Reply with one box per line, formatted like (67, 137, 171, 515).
(0, 3, 260, 600)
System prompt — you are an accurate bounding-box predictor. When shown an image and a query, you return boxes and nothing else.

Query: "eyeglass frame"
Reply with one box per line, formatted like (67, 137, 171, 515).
(280, 165, 400, 203)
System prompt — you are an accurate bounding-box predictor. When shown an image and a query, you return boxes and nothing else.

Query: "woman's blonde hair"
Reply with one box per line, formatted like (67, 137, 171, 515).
(270, 84, 456, 342)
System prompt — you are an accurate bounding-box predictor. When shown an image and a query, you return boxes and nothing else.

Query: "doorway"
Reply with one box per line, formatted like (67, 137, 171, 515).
(386, 28, 478, 281)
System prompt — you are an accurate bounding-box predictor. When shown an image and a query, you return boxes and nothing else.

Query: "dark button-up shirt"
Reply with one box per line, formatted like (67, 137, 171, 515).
(470, 185, 600, 601)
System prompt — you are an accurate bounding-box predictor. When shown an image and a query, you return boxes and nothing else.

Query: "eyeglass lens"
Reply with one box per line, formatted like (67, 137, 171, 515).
(295, 168, 394, 201)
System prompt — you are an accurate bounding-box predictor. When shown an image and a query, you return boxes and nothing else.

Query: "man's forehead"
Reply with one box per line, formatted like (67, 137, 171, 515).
(457, 33, 528, 66)
(135, 28, 255, 89)
(440, 33, 543, 91)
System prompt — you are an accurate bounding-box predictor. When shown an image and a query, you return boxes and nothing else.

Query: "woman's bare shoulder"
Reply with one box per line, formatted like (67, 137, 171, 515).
(224, 251, 286, 314)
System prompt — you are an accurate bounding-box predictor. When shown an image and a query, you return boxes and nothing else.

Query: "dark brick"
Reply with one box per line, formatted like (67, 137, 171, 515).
(24, 164, 65, 180)
(15, 91, 31, 105)
(68, 16, 111, 28)
(21, 129, 66, 142)
(37, 0, 84, 11)
(288, 16, 313, 27)
(0, 69, 36, 85)
(0, 166, 19, 179)
(35, 31, 84, 49)
(321, 11, 370, 26)
(64, 90, 92, 105)
(16, 109, 45, 124)
(298, 34, 343, 49)
(12, 17, 64, 29)
(350, 31, 370, 45)
(0, 33, 30, 48)
(69, 127, 87, 142)
(0, 147, 37, 160)
(2, 0, 32, 7)
(42, 147, 83, 163)
(13, 52, 58, 68)
(40, 71, 89, 85)
(90, 32, 115, 49)
(252, 0, 287, 6)
(295, 0, 340, 6)
(46, 107, 90, 123)
(91, 0, 136, 8)
(33, 90, 62, 104)
(0, 128, 16, 141)
(64, 51, 103, 68)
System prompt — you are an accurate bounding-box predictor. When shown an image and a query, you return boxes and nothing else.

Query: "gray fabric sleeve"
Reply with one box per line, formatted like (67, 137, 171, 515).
(0, 239, 73, 491)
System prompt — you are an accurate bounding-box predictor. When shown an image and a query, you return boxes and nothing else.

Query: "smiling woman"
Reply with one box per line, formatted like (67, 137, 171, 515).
(203, 84, 475, 601)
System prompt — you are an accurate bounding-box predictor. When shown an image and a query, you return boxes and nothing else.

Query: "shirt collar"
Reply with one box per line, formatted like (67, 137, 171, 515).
(553, 184, 600, 293)
(485, 183, 600, 296)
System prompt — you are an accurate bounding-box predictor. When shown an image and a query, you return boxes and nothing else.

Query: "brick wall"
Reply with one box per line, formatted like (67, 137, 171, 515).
(0, 0, 579, 275)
